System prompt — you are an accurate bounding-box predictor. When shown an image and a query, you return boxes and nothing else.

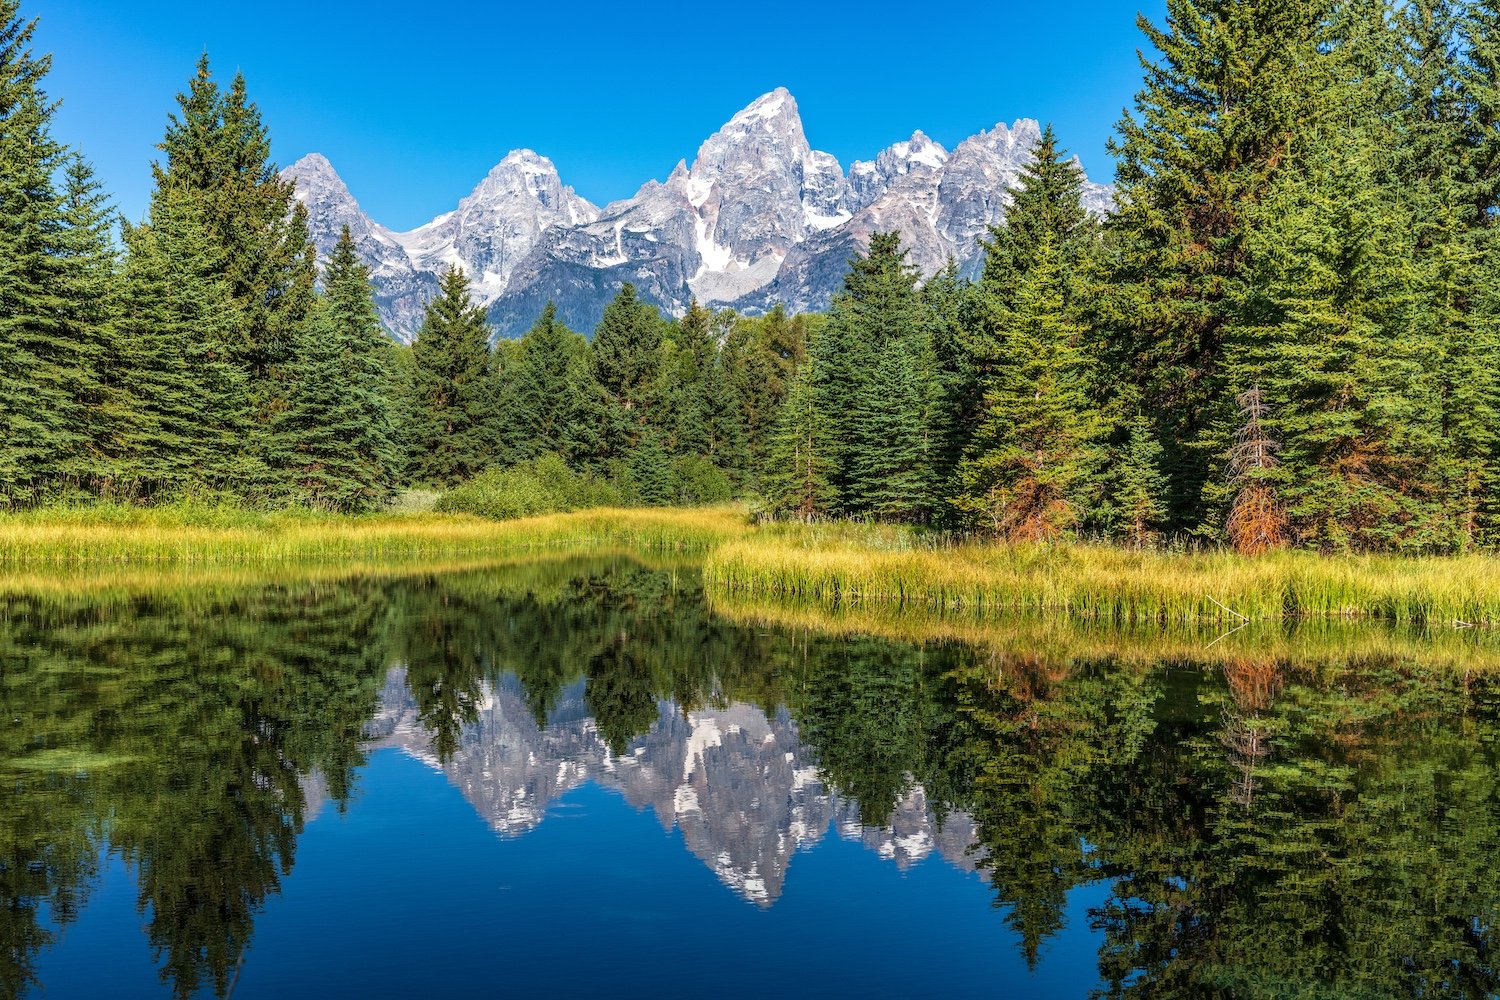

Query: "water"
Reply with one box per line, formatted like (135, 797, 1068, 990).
(4, 556, 1500, 998)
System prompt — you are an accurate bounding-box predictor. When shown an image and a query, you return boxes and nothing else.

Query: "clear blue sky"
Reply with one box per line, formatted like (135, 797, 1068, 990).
(35, 0, 1167, 231)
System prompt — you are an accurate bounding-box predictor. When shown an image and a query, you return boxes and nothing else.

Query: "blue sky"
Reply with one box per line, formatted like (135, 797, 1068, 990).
(36, 0, 1167, 231)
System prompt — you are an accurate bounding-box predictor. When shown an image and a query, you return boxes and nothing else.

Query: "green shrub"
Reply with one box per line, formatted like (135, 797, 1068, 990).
(435, 454, 621, 521)
(672, 455, 733, 506)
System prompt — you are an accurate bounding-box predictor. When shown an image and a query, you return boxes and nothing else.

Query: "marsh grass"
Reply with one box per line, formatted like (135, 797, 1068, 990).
(709, 591, 1500, 672)
(11, 502, 1500, 630)
(703, 533, 1500, 626)
(0, 504, 747, 566)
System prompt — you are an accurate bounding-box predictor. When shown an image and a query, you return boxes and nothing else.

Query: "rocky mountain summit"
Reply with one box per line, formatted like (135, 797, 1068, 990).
(365, 668, 981, 906)
(286, 89, 1112, 340)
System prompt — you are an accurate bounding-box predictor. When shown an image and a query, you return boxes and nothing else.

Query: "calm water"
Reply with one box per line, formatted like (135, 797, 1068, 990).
(4, 557, 1500, 999)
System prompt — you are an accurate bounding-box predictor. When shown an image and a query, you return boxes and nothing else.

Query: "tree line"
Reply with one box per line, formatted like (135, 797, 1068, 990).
(6, 0, 1500, 552)
(761, 0, 1500, 554)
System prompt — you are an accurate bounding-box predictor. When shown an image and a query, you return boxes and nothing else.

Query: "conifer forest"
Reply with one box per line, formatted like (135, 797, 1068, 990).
(6, 0, 1500, 556)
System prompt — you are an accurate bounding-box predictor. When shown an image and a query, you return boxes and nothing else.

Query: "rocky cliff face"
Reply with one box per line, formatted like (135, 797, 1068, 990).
(365, 668, 980, 906)
(287, 89, 1112, 340)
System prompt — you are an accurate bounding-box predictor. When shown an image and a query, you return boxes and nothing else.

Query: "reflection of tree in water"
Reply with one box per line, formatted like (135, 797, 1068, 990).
(8, 562, 1500, 999)
(0, 583, 391, 999)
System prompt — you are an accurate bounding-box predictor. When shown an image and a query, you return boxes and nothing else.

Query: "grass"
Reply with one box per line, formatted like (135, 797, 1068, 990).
(708, 591, 1500, 672)
(703, 530, 1500, 627)
(0, 503, 747, 566)
(8, 502, 1500, 631)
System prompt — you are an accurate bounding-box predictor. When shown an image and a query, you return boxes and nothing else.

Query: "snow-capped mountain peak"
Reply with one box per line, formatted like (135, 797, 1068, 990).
(286, 92, 1113, 341)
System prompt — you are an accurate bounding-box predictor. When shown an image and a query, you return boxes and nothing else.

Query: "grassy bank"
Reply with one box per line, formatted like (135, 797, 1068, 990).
(0, 504, 746, 566)
(702, 532, 1500, 626)
(8, 503, 1500, 629)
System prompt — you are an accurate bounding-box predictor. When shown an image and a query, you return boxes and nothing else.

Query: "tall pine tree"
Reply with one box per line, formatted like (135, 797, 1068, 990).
(407, 266, 499, 487)
(1106, 0, 1329, 529)
(269, 227, 399, 511)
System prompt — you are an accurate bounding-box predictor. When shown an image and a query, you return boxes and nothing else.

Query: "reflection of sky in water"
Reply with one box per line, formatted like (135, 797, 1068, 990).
(38, 749, 1110, 999)
(15, 560, 1500, 999)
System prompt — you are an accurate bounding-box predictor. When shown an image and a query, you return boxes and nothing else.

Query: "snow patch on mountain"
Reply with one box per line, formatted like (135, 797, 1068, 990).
(288, 90, 1114, 340)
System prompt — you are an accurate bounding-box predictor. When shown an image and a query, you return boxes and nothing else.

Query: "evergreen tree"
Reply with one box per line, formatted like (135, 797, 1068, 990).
(1227, 119, 1431, 552)
(1106, 0, 1329, 529)
(847, 340, 935, 521)
(54, 156, 120, 496)
(115, 187, 249, 498)
(407, 266, 498, 487)
(585, 283, 663, 467)
(149, 55, 317, 496)
(721, 307, 805, 484)
(1097, 415, 1170, 546)
(924, 260, 981, 516)
(762, 360, 837, 519)
(698, 344, 747, 477)
(0, 2, 79, 505)
(956, 127, 1106, 538)
(957, 235, 1104, 539)
(981, 125, 1093, 310)
(154, 57, 315, 379)
(503, 302, 587, 463)
(662, 299, 716, 457)
(814, 232, 930, 513)
(268, 227, 399, 511)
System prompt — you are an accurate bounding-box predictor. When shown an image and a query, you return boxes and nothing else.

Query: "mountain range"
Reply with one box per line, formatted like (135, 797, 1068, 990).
(364, 667, 981, 906)
(285, 88, 1113, 341)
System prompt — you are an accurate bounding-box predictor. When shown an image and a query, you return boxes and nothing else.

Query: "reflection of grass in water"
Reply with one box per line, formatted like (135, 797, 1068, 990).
(7, 748, 141, 772)
(0, 506, 748, 566)
(0, 549, 702, 608)
(708, 592, 1500, 673)
(705, 534, 1500, 627)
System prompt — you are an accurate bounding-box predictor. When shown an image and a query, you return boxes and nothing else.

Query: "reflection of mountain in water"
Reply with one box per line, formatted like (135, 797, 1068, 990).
(366, 667, 978, 905)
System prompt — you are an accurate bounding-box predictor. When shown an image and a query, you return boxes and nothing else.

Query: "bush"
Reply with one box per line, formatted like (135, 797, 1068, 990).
(672, 455, 733, 506)
(435, 454, 621, 521)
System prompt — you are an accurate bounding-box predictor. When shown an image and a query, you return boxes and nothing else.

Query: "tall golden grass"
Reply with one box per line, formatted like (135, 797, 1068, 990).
(708, 592, 1500, 672)
(0, 505, 747, 566)
(9, 503, 1500, 630)
(702, 534, 1500, 626)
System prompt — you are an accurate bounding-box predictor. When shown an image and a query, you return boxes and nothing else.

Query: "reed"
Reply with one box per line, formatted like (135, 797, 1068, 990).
(708, 592, 1500, 673)
(702, 533, 1500, 626)
(0, 505, 749, 566)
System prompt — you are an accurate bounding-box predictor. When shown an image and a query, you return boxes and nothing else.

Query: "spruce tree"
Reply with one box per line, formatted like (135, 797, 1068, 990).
(981, 125, 1092, 309)
(846, 340, 934, 522)
(407, 266, 498, 487)
(0, 2, 71, 505)
(722, 308, 804, 485)
(1097, 416, 1170, 546)
(923, 260, 981, 517)
(54, 156, 120, 496)
(663, 298, 716, 457)
(149, 56, 317, 497)
(813, 232, 929, 513)
(1227, 120, 1432, 552)
(155, 57, 315, 378)
(586, 283, 664, 467)
(1106, 0, 1329, 529)
(503, 302, 587, 462)
(957, 235, 1103, 539)
(115, 187, 248, 498)
(762, 361, 837, 519)
(269, 227, 398, 511)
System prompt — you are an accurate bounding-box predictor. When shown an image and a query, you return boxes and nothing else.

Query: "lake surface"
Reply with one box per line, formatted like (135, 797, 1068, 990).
(4, 555, 1500, 998)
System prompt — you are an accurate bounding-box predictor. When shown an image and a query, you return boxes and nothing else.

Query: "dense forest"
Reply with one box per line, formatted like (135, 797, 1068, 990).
(5, 0, 1500, 553)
